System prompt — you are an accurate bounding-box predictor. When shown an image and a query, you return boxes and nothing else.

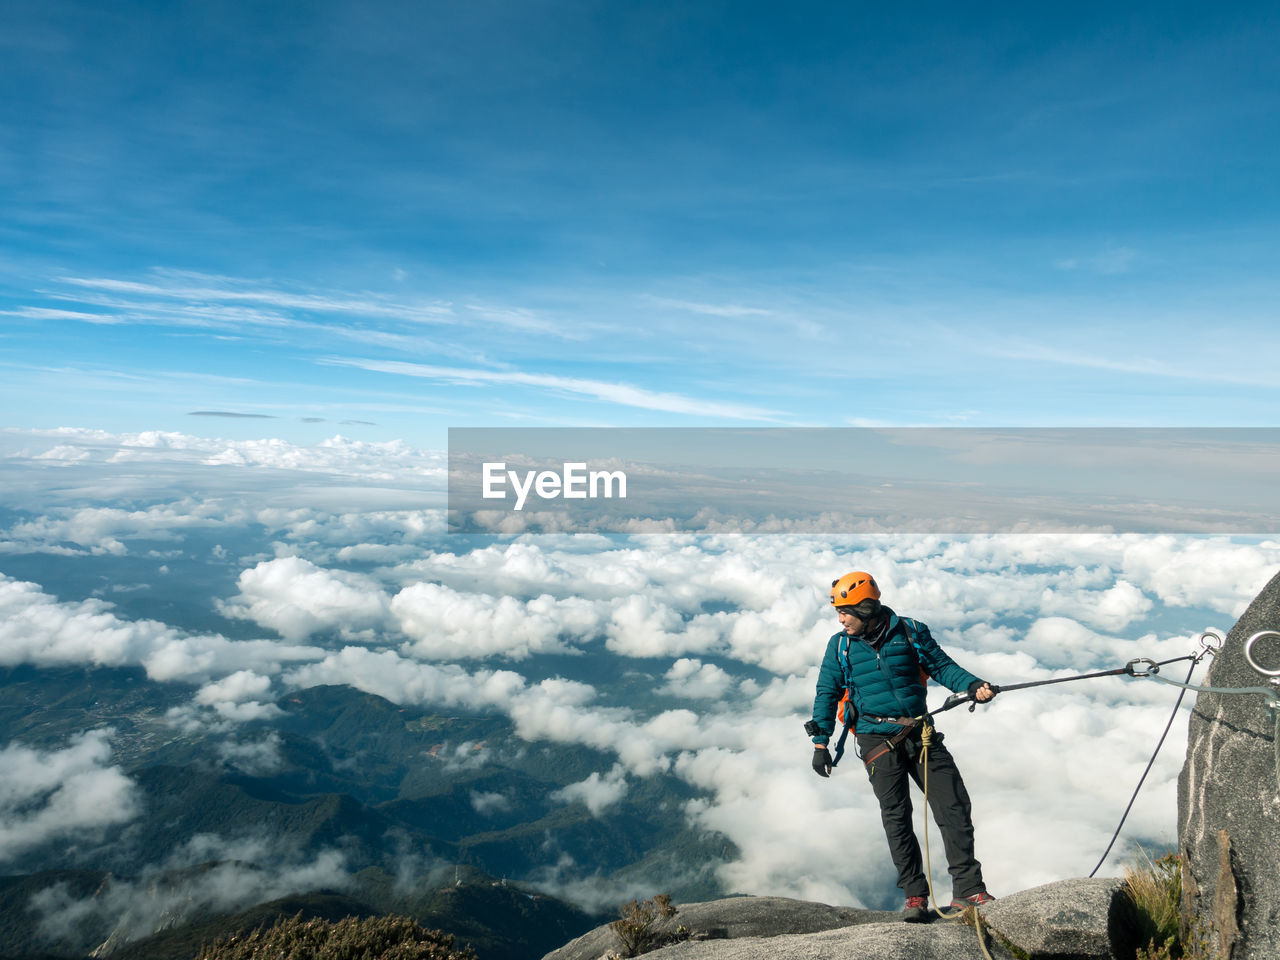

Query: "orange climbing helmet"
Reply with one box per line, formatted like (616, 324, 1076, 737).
(829, 571, 881, 608)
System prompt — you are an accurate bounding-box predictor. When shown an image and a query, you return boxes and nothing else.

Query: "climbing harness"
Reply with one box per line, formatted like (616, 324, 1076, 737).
(858, 715, 920, 767)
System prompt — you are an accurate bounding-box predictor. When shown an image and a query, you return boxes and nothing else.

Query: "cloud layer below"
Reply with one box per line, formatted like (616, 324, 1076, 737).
(3, 429, 1278, 908)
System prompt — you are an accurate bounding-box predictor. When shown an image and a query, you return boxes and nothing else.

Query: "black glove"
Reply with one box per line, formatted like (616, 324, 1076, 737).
(812, 746, 833, 778)
(967, 680, 997, 703)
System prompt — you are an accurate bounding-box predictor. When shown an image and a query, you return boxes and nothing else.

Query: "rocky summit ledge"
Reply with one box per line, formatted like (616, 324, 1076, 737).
(542, 878, 1135, 960)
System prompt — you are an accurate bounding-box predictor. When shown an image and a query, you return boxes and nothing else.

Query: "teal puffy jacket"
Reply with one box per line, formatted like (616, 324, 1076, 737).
(809, 607, 984, 741)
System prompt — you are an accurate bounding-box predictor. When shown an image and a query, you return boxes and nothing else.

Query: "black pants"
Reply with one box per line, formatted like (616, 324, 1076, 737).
(855, 730, 984, 900)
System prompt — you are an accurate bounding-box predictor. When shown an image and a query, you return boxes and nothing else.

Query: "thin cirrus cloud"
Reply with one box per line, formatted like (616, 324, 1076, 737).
(322, 357, 786, 421)
(979, 339, 1280, 388)
(188, 411, 276, 419)
(27, 273, 597, 359)
(36, 289, 457, 355)
(0, 307, 122, 323)
(641, 296, 774, 318)
(55, 275, 455, 323)
(1053, 245, 1138, 275)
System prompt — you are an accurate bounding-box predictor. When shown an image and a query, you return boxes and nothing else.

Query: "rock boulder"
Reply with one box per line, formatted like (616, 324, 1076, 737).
(541, 897, 894, 960)
(541, 881, 1135, 960)
(1178, 569, 1280, 960)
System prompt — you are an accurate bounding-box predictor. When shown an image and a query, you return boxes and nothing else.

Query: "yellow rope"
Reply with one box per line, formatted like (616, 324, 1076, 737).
(919, 718, 967, 920)
(972, 909, 995, 960)
(918, 717, 995, 960)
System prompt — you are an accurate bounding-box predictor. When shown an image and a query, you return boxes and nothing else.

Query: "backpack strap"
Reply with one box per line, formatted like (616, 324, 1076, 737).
(900, 617, 930, 687)
(831, 635, 854, 767)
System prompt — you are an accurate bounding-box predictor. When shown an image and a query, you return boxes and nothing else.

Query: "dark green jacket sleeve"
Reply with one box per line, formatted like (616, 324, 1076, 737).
(809, 634, 845, 745)
(911, 620, 982, 694)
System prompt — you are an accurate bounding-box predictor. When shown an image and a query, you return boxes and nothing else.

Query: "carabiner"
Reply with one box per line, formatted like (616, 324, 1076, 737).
(1126, 658, 1160, 678)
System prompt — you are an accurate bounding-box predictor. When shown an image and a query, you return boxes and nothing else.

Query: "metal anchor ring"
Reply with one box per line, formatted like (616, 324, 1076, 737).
(1243, 630, 1280, 678)
(1127, 658, 1159, 677)
(1197, 630, 1225, 657)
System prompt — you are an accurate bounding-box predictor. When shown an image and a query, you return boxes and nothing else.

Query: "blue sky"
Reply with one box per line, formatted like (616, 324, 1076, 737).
(3, 0, 1280, 444)
(4, 1, 1280, 906)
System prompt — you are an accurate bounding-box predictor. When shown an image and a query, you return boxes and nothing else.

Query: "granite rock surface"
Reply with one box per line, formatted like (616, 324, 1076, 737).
(1178, 569, 1280, 960)
(541, 880, 1134, 960)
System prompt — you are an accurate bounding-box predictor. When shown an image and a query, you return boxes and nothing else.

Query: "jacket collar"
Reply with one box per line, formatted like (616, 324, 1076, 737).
(854, 606, 899, 649)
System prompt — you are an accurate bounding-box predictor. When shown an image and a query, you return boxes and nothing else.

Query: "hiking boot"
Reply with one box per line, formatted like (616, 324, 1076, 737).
(950, 891, 996, 909)
(903, 895, 931, 923)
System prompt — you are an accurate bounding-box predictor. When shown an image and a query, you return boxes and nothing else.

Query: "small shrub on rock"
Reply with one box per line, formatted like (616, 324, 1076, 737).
(194, 912, 478, 960)
(1125, 849, 1182, 951)
(1124, 850, 1216, 960)
(610, 894, 678, 958)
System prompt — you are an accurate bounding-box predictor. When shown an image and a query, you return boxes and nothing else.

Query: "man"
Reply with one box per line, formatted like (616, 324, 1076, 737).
(806, 571, 996, 923)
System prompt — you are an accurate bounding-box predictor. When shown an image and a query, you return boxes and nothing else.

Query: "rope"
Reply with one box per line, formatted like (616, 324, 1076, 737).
(1088, 659, 1280, 874)
(932, 654, 1203, 716)
(918, 717, 995, 959)
(995, 655, 1197, 696)
(972, 909, 995, 960)
(1140, 671, 1280, 793)
(918, 717, 968, 921)
(1088, 659, 1199, 877)
(1140, 674, 1277, 697)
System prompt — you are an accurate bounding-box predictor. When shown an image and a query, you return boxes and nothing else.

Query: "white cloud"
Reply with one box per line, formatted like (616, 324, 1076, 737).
(605, 595, 721, 659)
(643, 296, 773, 318)
(0, 429, 448, 521)
(196, 669, 274, 705)
(57, 272, 454, 322)
(0, 576, 172, 669)
(4, 437, 1280, 915)
(1121, 536, 1277, 616)
(470, 791, 512, 815)
(32, 445, 92, 462)
(0, 574, 325, 685)
(189, 672, 285, 727)
(0, 730, 140, 862)
(31, 842, 352, 949)
(550, 764, 629, 816)
(338, 532, 1278, 907)
(323, 357, 784, 421)
(283, 646, 527, 712)
(218, 556, 392, 642)
(215, 733, 285, 776)
(1, 499, 239, 556)
(391, 582, 601, 660)
(661, 658, 738, 699)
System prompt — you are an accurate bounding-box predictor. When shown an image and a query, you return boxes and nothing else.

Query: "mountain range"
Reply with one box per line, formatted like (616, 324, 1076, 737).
(0, 665, 736, 960)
